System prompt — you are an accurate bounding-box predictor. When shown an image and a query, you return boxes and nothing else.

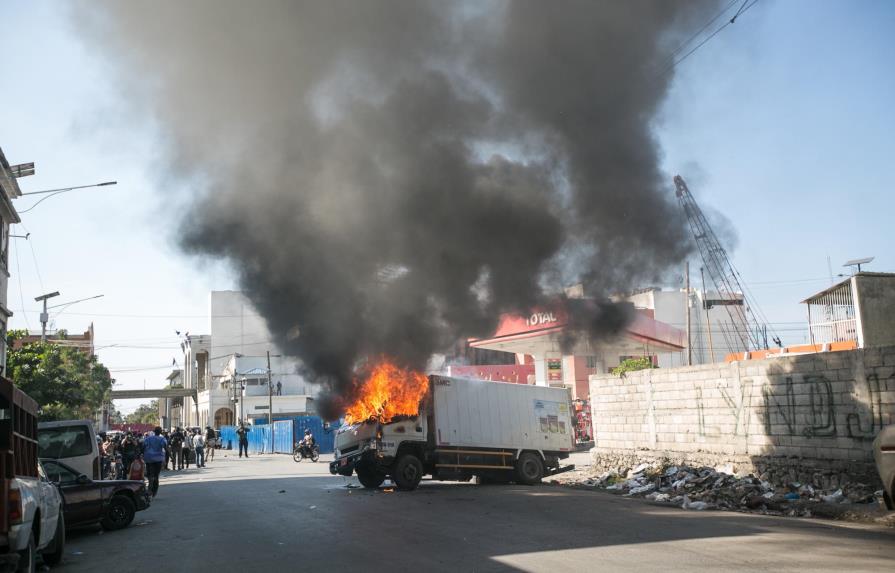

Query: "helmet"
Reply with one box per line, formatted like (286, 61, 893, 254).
(304, 429, 311, 435)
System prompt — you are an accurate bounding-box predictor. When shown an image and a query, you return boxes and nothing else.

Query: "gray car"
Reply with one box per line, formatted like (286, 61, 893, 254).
(873, 425, 895, 509)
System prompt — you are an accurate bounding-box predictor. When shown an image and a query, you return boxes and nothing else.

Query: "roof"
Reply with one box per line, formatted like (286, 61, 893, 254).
(470, 301, 685, 353)
(801, 272, 895, 303)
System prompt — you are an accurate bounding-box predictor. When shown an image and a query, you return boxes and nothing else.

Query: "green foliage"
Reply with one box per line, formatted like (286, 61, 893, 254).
(610, 357, 656, 377)
(125, 400, 159, 425)
(6, 329, 114, 422)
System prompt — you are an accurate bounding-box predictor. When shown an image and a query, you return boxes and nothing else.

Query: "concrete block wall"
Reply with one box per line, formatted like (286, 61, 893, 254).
(589, 345, 895, 485)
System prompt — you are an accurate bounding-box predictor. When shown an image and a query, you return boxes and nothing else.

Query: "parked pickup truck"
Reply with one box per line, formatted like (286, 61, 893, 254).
(330, 376, 575, 490)
(0, 378, 65, 572)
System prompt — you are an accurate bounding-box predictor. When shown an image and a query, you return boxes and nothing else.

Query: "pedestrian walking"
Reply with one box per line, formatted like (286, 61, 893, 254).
(237, 423, 250, 458)
(193, 431, 206, 467)
(276, 380, 282, 396)
(205, 426, 216, 462)
(143, 427, 167, 497)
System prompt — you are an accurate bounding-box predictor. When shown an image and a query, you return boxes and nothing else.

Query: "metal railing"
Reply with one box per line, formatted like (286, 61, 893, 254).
(806, 282, 857, 344)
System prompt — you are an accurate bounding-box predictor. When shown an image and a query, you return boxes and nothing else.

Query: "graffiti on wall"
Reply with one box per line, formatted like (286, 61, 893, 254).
(760, 372, 885, 440)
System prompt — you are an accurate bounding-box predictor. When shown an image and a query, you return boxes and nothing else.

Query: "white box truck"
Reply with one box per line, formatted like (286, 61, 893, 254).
(329, 375, 575, 490)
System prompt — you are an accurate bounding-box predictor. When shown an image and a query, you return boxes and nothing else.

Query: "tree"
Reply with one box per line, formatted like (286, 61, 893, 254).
(6, 329, 114, 422)
(611, 357, 656, 377)
(125, 400, 159, 425)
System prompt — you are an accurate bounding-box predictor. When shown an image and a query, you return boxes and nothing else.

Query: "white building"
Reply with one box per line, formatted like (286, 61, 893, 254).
(180, 291, 317, 429)
(0, 148, 25, 376)
(626, 287, 749, 367)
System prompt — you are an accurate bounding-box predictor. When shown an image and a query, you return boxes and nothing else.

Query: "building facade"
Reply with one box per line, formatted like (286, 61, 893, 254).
(626, 287, 749, 368)
(0, 148, 25, 377)
(180, 291, 317, 429)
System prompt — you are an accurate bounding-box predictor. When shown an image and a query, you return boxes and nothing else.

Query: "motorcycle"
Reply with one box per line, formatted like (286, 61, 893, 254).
(293, 442, 320, 463)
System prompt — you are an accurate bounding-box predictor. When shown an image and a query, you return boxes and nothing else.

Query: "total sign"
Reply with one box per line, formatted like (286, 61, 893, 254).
(526, 312, 558, 327)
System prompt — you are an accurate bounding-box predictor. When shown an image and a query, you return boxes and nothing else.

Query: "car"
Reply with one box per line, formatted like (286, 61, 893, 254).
(39, 459, 150, 531)
(873, 425, 895, 510)
(38, 420, 101, 480)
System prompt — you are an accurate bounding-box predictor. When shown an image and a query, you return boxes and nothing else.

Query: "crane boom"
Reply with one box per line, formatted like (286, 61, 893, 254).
(674, 175, 767, 352)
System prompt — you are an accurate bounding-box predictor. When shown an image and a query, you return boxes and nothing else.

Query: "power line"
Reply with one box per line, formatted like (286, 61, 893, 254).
(666, 0, 740, 61)
(12, 243, 31, 331)
(660, 0, 760, 77)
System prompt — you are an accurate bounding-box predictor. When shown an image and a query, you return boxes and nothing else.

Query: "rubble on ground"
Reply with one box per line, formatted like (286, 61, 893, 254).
(552, 461, 889, 520)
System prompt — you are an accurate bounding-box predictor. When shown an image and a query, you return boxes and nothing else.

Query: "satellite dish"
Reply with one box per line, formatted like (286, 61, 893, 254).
(843, 257, 874, 272)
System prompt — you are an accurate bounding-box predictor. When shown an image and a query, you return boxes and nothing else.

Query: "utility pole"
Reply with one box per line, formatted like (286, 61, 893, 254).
(267, 350, 274, 451)
(700, 267, 715, 363)
(685, 262, 692, 366)
(34, 291, 60, 341)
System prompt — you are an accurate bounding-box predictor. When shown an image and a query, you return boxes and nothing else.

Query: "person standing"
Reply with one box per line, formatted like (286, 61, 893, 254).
(170, 427, 185, 470)
(237, 423, 250, 458)
(142, 427, 167, 498)
(276, 381, 282, 396)
(183, 430, 195, 469)
(120, 432, 139, 477)
(162, 430, 171, 470)
(193, 431, 206, 468)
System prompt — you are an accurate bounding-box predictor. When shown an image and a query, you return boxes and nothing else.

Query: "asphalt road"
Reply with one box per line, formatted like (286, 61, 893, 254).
(55, 452, 893, 572)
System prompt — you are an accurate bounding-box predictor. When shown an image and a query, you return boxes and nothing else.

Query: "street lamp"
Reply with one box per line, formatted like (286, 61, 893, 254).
(34, 291, 60, 341)
(17, 181, 117, 214)
(47, 294, 104, 320)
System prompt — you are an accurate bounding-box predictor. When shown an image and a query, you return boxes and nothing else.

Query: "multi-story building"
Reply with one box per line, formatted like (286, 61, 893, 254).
(180, 291, 317, 429)
(626, 287, 749, 368)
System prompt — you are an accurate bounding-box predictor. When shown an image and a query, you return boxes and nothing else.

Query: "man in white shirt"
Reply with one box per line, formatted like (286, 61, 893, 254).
(192, 431, 206, 468)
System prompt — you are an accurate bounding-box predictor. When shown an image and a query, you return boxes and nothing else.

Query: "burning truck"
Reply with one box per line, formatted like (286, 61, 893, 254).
(330, 361, 575, 490)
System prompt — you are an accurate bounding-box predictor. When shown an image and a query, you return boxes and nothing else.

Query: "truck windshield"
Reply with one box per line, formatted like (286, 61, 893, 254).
(38, 426, 92, 458)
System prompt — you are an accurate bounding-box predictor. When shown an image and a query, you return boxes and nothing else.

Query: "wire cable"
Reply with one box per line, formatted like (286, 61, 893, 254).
(11, 243, 31, 331)
(660, 0, 760, 77)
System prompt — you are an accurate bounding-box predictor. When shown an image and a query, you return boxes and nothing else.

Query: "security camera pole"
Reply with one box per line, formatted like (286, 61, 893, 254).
(34, 291, 60, 342)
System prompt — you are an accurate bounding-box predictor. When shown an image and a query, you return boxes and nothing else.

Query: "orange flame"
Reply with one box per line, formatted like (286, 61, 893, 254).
(343, 359, 429, 424)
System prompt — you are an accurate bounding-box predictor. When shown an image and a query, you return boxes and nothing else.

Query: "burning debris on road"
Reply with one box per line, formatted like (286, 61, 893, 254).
(552, 461, 891, 521)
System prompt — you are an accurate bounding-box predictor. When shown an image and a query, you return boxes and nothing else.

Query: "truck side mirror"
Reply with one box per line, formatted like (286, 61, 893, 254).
(76, 474, 91, 485)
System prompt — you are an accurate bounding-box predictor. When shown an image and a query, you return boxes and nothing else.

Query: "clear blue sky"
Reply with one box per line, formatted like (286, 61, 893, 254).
(1, 1, 892, 412)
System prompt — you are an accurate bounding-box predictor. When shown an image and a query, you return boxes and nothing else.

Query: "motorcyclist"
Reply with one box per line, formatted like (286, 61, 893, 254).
(299, 429, 316, 456)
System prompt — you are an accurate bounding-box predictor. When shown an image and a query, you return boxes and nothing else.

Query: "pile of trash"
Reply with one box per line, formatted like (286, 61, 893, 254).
(566, 462, 883, 517)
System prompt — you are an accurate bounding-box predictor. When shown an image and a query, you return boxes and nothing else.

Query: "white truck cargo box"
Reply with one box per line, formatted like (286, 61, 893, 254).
(432, 376, 574, 453)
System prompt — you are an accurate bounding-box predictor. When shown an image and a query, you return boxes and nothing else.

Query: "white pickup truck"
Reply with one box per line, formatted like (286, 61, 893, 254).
(0, 379, 65, 572)
(330, 375, 575, 490)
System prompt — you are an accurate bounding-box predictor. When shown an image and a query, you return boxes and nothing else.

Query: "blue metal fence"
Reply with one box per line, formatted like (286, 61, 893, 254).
(218, 417, 338, 454)
(273, 420, 293, 453)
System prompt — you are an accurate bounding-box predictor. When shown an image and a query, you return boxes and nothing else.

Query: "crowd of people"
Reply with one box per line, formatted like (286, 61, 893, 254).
(99, 426, 220, 496)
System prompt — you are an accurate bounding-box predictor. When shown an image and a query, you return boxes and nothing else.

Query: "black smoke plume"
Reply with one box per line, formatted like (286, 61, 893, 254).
(77, 1, 717, 415)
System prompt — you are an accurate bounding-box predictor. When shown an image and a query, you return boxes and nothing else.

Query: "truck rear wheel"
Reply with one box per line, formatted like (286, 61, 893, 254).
(356, 464, 386, 489)
(515, 452, 544, 485)
(392, 454, 423, 491)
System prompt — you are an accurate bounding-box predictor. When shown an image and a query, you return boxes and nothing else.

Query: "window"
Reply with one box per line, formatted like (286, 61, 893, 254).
(585, 356, 599, 369)
(41, 460, 82, 484)
(38, 426, 93, 458)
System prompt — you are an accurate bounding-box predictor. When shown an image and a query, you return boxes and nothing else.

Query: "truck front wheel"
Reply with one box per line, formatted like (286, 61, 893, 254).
(356, 464, 386, 489)
(515, 452, 544, 485)
(392, 454, 423, 491)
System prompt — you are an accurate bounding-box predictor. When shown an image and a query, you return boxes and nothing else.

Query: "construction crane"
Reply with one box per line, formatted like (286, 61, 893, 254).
(674, 175, 771, 352)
